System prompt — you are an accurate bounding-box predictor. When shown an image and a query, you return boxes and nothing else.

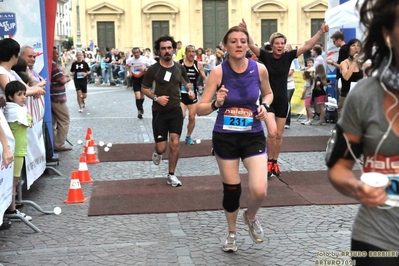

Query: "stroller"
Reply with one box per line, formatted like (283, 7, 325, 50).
(325, 95, 338, 123)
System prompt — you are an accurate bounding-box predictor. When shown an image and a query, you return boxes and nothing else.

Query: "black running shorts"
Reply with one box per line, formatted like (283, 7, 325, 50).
(212, 131, 266, 160)
(152, 107, 184, 142)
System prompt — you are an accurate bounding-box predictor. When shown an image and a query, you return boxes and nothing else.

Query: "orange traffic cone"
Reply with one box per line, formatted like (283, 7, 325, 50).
(82, 134, 91, 156)
(64, 171, 89, 203)
(77, 155, 93, 183)
(86, 127, 97, 146)
(86, 140, 99, 164)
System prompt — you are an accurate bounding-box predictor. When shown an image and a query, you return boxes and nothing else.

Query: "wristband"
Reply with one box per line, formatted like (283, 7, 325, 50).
(211, 100, 218, 111)
(318, 30, 323, 36)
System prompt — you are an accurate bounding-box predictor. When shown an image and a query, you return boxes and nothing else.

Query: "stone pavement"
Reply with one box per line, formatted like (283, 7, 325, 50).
(0, 83, 359, 266)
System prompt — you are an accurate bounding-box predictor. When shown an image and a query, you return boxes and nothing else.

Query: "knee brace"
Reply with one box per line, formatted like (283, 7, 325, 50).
(222, 183, 242, 212)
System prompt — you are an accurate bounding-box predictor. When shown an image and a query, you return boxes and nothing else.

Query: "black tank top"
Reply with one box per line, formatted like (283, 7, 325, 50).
(341, 62, 363, 95)
(180, 60, 200, 90)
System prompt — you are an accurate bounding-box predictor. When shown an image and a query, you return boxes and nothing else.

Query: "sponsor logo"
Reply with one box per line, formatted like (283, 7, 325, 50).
(0, 12, 16, 39)
(364, 155, 399, 173)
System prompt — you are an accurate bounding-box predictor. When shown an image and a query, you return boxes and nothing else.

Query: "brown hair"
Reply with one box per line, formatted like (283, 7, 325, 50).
(303, 71, 314, 85)
(358, 0, 398, 76)
(330, 31, 344, 41)
(222, 26, 249, 45)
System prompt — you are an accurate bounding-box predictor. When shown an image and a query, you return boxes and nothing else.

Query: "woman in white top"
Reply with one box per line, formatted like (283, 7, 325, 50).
(0, 38, 44, 223)
(0, 38, 45, 108)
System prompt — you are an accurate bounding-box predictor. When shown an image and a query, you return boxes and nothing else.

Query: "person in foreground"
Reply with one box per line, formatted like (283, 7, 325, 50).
(326, 0, 399, 265)
(141, 35, 193, 187)
(240, 19, 329, 178)
(196, 26, 273, 252)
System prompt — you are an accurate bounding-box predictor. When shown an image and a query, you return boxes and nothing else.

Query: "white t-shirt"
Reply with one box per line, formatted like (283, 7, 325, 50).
(125, 56, 152, 72)
(287, 61, 295, 90)
(0, 66, 19, 96)
(204, 54, 216, 70)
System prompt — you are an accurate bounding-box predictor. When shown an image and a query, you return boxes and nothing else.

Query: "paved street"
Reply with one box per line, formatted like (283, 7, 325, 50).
(0, 82, 358, 266)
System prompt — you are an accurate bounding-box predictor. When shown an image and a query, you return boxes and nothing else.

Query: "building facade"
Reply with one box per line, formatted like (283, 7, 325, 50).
(71, 0, 328, 53)
(55, 0, 72, 52)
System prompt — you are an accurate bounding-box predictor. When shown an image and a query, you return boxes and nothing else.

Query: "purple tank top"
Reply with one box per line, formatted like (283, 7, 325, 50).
(213, 59, 263, 133)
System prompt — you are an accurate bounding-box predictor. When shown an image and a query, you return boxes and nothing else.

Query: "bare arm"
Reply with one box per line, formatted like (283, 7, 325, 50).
(297, 21, 330, 57)
(24, 80, 46, 97)
(0, 74, 9, 93)
(340, 60, 352, 81)
(301, 85, 308, 99)
(141, 86, 169, 107)
(239, 18, 261, 57)
(341, 55, 360, 81)
(0, 123, 13, 168)
(0, 74, 45, 98)
(141, 86, 156, 100)
(327, 58, 341, 70)
(197, 61, 207, 82)
(328, 132, 387, 207)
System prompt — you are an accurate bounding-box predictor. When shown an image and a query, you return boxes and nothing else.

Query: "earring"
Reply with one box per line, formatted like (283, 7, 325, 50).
(386, 37, 391, 48)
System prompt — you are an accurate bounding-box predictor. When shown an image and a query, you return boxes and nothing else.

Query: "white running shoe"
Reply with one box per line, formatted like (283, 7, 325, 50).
(167, 174, 182, 187)
(152, 152, 162, 165)
(242, 210, 264, 243)
(222, 232, 238, 252)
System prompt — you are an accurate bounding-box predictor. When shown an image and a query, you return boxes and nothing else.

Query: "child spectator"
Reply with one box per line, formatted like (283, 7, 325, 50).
(311, 64, 328, 126)
(301, 58, 315, 73)
(3, 81, 32, 221)
(203, 48, 216, 76)
(300, 71, 314, 125)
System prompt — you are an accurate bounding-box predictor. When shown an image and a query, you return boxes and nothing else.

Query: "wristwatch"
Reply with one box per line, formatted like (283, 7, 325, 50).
(262, 103, 270, 112)
(153, 95, 158, 102)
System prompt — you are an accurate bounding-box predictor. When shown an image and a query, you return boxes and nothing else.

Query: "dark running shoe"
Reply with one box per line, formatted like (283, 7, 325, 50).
(267, 161, 273, 177)
(0, 219, 11, 230)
